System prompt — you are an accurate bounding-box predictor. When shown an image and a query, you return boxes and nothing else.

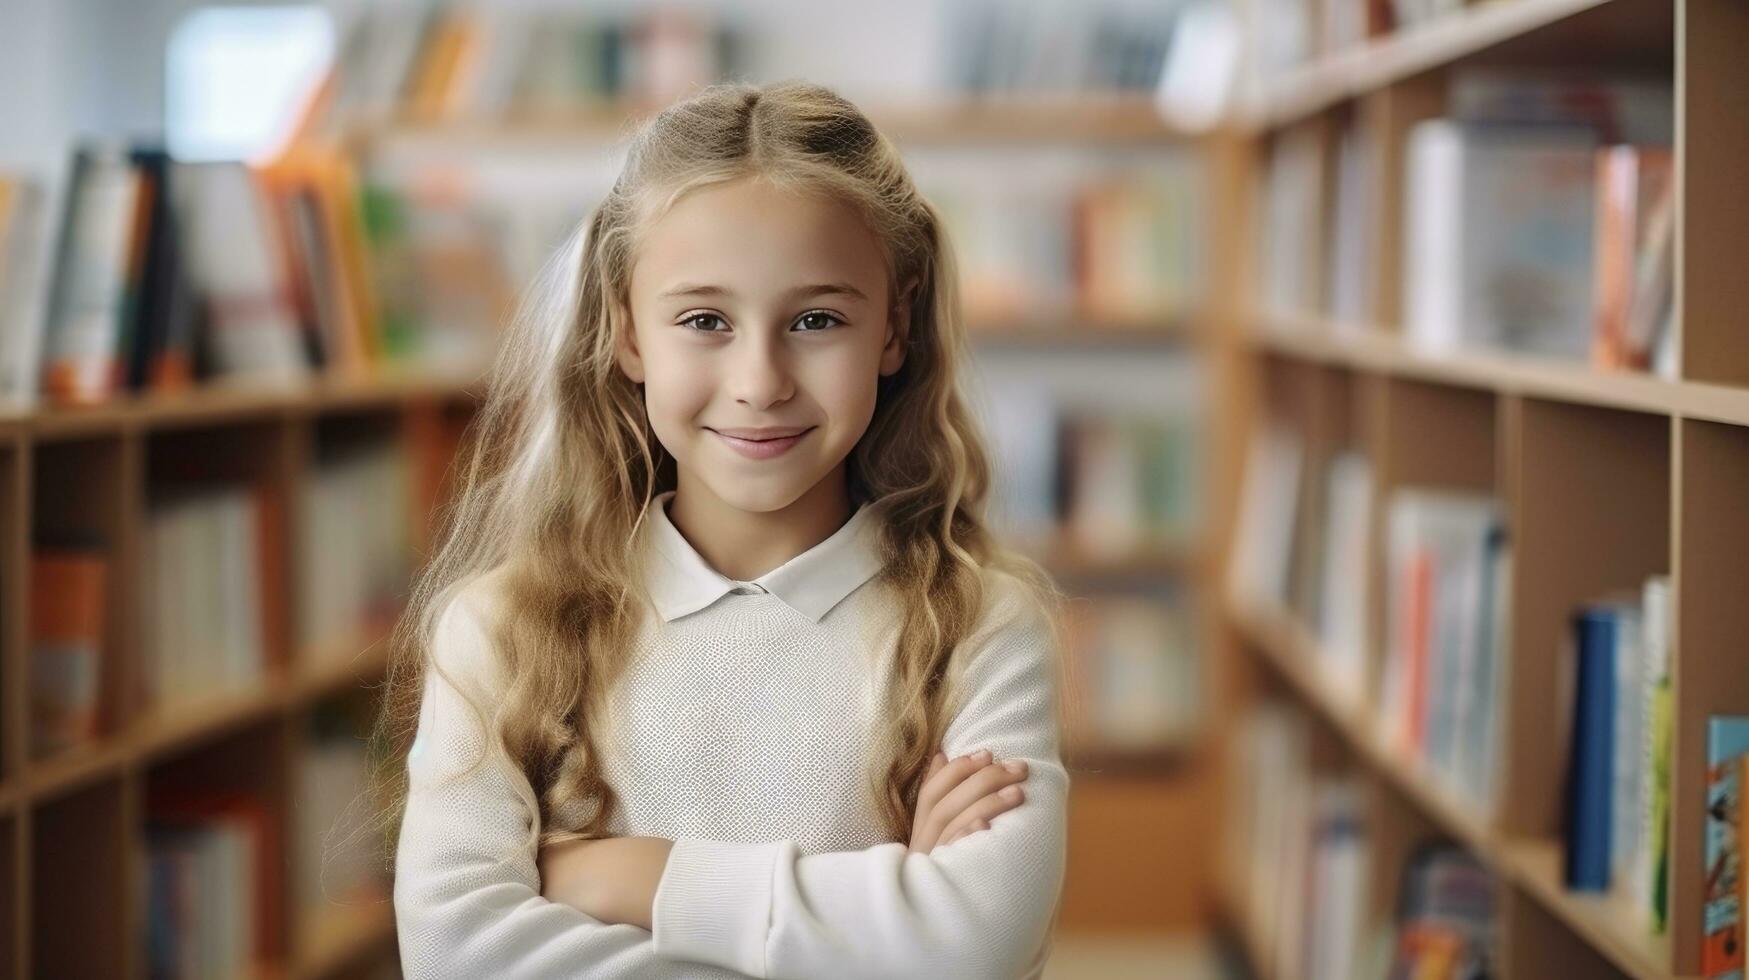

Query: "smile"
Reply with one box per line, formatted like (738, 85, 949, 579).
(709, 427, 814, 460)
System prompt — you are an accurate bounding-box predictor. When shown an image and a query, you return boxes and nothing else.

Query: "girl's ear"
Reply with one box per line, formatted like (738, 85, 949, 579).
(615, 315, 646, 384)
(880, 279, 916, 377)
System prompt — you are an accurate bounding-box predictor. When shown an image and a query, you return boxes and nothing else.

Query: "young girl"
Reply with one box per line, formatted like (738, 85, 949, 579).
(383, 80, 1073, 979)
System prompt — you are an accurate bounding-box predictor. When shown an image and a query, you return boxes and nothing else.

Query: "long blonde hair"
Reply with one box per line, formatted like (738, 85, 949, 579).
(373, 80, 1071, 859)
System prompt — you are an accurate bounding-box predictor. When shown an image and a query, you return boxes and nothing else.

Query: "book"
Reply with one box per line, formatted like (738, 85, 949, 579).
(1230, 422, 1304, 609)
(1314, 451, 1371, 705)
(1388, 843, 1496, 978)
(0, 175, 53, 405)
(1705, 716, 1749, 978)
(1642, 576, 1673, 933)
(29, 548, 109, 757)
(1260, 124, 1325, 319)
(1565, 605, 1621, 891)
(1403, 120, 1599, 361)
(173, 163, 312, 386)
(40, 144, 140, 405)
(1591, 145, 1674, 372)
(1379, 488, 1504, 813)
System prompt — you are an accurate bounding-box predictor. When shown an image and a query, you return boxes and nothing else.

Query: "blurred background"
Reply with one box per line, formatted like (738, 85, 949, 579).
(0, 0, 1732, 977)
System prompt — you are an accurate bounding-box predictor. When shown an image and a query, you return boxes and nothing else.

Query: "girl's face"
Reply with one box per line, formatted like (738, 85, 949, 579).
(618, 177, 910, 516)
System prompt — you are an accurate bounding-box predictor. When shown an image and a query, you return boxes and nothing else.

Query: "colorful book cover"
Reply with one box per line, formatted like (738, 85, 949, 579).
(1704, 716, 1749, 979)
(1565, 607, 1617, 891)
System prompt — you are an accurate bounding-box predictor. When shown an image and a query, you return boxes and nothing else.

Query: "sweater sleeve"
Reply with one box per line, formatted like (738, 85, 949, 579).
(393, 581, 750, 980)
(648, 573, 1070, 980)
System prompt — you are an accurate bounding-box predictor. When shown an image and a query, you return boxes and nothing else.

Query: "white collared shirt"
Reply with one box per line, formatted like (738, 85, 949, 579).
(394, 490, 1068, 980)
(642, 489, 886, 623)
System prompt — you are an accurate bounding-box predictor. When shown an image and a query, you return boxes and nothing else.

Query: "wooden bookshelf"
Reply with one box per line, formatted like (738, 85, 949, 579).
(351, 94, 1207, 152)
(0, 89, 1231, 974)
(1218, 0, 1749, 976)
(1238, 0, 1671, 129)
(0, 371, 482, 978)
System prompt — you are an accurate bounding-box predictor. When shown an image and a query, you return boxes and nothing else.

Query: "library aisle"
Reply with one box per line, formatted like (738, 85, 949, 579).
(0, 0, 1737, 977)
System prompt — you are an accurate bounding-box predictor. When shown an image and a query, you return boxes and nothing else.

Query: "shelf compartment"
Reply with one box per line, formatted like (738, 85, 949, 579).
(32, 775, 130, 978)
(28, 434, 137, 761)
(1498, 398, 1669, 841)
(142, 718, 293, 978)
(291, 688, 394, 977)
(1669, 417, 1749, 974)
(1244, 0, 1673, 129)
(142, 419, 299, 713)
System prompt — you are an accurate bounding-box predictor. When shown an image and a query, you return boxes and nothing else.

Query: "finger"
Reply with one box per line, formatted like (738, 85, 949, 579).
(937, 784, 1025, 846)
(920, 758, 1028, 846)
(910, 750, 989, 853)
(925, 750, 947, 782)
(915, 749, 992, 826)
(939, 818, 992, 849)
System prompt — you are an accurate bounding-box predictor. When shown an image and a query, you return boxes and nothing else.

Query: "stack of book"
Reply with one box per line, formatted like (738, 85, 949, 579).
(304, 4, 743, 130)
(1377, 489, 1511, 818)
(142, 481, 283, 713)
(919, 154, 1204, 327)
(1224, 703, 1373, 980)
(1226, 701, 1502, 980)
(1560, 576, 1673, 935)
(0, 141, 498, 412)
(984, 379, 1202, 559)
(1062, 589, 1200, 753)
(1261, 69, 1678, 378)
(29, 548, 109, 758)
(298, 441, 413, 656)
(298, 699, 391, 917)
(1399, 71, 1674, 371)
(143, 791, 280, 980)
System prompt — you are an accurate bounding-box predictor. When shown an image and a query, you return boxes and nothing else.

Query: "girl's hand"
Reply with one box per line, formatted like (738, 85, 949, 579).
(537, 835, 674, 930)
(908, 748, 1029, 853)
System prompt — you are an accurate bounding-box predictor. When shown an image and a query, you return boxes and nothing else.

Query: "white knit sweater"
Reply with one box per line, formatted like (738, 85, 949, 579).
(393, 491, 1069, 979)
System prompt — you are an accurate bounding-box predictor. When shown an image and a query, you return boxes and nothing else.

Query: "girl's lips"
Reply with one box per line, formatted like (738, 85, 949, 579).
(710, 427, 813, 460)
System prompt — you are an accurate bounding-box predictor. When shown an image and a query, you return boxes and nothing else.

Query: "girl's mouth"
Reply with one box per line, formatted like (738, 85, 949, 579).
(709, 427, 814, 460)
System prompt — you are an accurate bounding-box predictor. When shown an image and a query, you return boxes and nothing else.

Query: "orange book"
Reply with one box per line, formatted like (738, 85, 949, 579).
(1404, 550, 1432, 757)
(29, 550, 108, 756)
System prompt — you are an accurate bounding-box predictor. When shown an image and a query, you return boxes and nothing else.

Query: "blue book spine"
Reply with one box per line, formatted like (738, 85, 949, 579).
(1565, 608, 1617, 891)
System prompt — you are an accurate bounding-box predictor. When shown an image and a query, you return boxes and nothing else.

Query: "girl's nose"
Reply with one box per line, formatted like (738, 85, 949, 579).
(729, 335, 795, 410)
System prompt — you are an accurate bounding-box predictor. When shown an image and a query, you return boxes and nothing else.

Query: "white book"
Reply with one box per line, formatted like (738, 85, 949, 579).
(0, 179, 53, 406)
(1404, 120, 1599, 359)
(1317, 452, 1372, 705)
(1610, 597, 1648, 898)
(41, 147, 139, 403)
(1633, 574, 1671, 925)
(1230, 423, 1304, 608)
(174, 164, 310, 386)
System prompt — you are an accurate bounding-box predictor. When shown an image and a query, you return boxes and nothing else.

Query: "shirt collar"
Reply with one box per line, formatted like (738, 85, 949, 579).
(641, 489, 885, 624)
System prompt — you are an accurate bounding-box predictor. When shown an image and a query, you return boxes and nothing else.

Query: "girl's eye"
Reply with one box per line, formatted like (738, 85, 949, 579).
(794, 311, 844, 332)
(678, 312, 844, 333)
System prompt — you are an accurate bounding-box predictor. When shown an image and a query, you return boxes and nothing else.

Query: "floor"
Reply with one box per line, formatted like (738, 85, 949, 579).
(1043, 933, 1237, 980)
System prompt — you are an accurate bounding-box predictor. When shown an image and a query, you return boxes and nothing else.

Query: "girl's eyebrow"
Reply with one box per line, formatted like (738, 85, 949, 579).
(659, 282, 870, 302)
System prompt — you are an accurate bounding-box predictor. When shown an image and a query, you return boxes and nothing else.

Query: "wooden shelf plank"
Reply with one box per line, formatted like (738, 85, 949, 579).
(15, 368, 482, 442)
(1226, 593, 1676, 980)
(358, 95, 1206, 150)
(967, 312, 1201, 347)
(1240, 0, 1620, 129)
(24, 624, 398, 802)
(1507, 838, 1675, 980)
(1248, 315, 1749, 429)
